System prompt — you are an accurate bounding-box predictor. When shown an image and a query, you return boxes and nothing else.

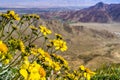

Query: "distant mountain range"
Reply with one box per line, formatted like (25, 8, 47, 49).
(0, 7, 83, 14)
(40, 2, 120, 23)
(0, 2, 120, 23)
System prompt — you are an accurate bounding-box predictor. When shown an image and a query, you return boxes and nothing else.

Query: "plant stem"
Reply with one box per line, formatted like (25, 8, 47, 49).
(4, 29, 14, 41)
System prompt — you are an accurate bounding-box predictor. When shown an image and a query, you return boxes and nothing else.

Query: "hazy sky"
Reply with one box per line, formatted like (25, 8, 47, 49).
(0, 0, 120, 8)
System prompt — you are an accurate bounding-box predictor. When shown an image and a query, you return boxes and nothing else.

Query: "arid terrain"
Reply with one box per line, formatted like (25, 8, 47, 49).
(35, 19, 120, 70)
(68, 22, 120, 70)
(70, 22, 120, 32)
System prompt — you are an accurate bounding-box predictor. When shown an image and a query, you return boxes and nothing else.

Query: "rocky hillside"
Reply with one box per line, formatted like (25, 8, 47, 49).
(40, 2, 120, 23)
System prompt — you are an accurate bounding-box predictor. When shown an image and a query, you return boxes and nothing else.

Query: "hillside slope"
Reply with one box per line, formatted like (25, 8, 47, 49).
(36, 19, 120, 70)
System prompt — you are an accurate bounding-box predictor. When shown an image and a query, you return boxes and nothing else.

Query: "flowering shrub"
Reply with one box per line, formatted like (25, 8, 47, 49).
(0, 11, 95, 80)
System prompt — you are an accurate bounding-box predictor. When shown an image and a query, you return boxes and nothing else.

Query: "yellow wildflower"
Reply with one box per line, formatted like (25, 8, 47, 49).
(8, 10, 15, 16)
(51, 39, 67, 52)
(0, 40, 8, 53)
(1, 55, 5, 59)
(14, 14, 20, 20)
(79, 65, 85, 71)
(28, 72, 40, 80)
(39, 67, 46, 77)
(2, 14, 10, 19)
(3, 59, 10, 64)
(30, 48, 38, 55)
(21, 56, 30, 69)
(44, 52, 51, 58)
(20, 69, 28, 80)
(43, 57, 53, 67)
(19, 40, 25, 53)
(6, 10, 20, 20)
(51, 53, 68, 67)
(84, 72, 91, 80)
(28, 62, 40, 73)
(28, 62, 46, 80)
(20, 61, 46, 80)
(85, 68, 96, 76)
(67, 73, 75, 79)
(39, 25, 52, 36)
(52, 62, 61, 71)
(79, 65, 95, 80)
(38, 48, 45, 56)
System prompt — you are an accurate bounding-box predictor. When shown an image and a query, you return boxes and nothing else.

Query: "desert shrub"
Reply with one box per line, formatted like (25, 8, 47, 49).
(0, 10, 95, 80)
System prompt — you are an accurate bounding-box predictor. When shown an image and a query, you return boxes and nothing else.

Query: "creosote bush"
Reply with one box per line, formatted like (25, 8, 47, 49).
(0, 10, 95, 80)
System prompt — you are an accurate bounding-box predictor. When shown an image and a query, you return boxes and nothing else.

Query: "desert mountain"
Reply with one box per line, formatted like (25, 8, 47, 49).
(41, 2, 120, 23)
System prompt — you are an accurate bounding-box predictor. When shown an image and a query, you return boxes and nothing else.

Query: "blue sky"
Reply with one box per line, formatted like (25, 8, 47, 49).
(0, 0, 120, 8)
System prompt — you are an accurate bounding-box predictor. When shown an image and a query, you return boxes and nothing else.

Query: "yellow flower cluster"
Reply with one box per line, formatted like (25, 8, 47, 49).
(1, 10, 20, 20)
(79, 65, 96, 80)
(64, 65, 96, 80)
(30, 47, 56, 70)
(8, 39, 26, 53)
(50, 39, 68, 52)
(39, 25, 52, 36)
(0, 11, 96, 80)
(48, 34, 67, 52)
(20, 57, 46, 80)
(0, 40, 13, 64)
(30, 48, 47, 56)
(30, 48, 38, 55)
(30, 48, 64, 72)
(2, 53, 13, 64)
(65, 70, 83, 80)
(51, 54, 69, 69)
(37, 48, 61, 71)
(52, 62, 61, 71)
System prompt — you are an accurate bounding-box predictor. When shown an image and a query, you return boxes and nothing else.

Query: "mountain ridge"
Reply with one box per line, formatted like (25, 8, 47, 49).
(40, 2, 120, 23)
